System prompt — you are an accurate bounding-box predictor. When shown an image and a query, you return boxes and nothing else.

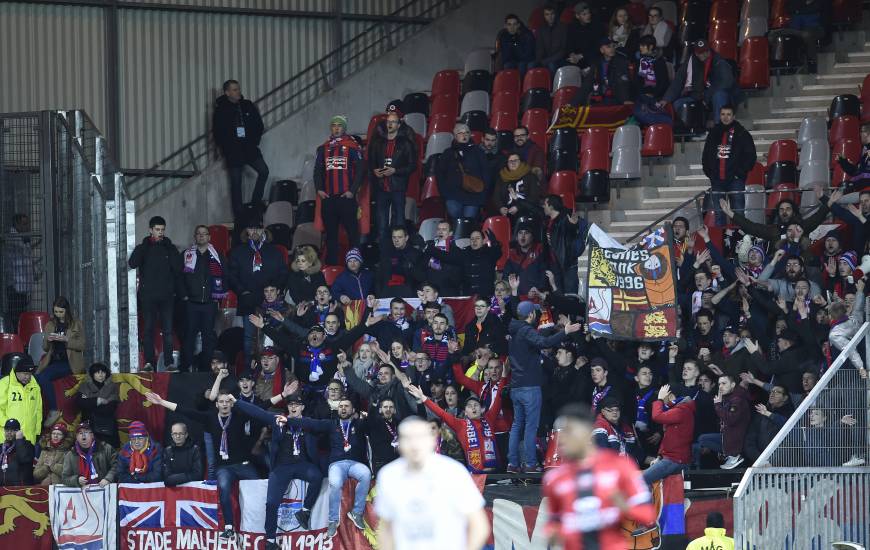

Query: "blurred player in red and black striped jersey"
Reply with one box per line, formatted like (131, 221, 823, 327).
(543, 404, 656, 550)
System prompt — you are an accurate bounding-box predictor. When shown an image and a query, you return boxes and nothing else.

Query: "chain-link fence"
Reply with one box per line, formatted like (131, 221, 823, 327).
(0, 110, 136, 371)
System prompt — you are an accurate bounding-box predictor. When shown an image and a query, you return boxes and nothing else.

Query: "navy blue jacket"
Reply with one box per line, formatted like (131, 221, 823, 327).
(435, 141, 492, 206)
(330, 268, 374, 301)
(498, 26, 536, 66)
(234, 399, 326, 474)
(507, 319, 568, 388)
(286, 416, 368, 466)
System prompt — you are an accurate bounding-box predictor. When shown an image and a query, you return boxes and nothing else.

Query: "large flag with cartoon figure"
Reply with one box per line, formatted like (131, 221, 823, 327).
(585, 223, 678, 341)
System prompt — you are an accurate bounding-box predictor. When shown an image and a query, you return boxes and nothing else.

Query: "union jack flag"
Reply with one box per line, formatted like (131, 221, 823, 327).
(118, 482, 219, 530)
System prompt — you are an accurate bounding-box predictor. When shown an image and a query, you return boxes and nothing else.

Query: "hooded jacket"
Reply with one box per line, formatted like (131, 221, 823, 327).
(686, 527, 735, 550)
(128, 236, 183, 301)
(367, 120, 418, 193)
(330, 267, 374, 301)
(76, 376, 120, 444)
(0, 369, 43, 444)
(507, 319, 568, 388)
(34, 433, 73, 485)
(428, 239, 502, 297)
(212, 94, 265, 166)
(651, 398, 696, 464)
(702, 120, 757, 182)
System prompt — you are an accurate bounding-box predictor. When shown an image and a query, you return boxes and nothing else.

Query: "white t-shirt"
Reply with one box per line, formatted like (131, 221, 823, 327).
(375, 454, 485, 550)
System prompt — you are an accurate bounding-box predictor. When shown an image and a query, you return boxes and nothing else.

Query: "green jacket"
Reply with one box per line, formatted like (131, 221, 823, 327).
(686, 527, 735, 550)
(0, 368, 43, 444)
(61, 441, 118, 486)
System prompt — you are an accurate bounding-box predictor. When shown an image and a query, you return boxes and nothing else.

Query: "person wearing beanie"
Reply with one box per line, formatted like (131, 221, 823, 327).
(61, 421, 117, 487)
(314, 114, 364, 265)
(34, 422, 73, 485)
(76, 362, 121, 448)
(128, 215, 183, 372)
(117, 420, 163, 483)
(701, 103, 756, 225)
(212, 79, 269, 225)
(664, 39, 740, 126)
(1, 418, 34, 486)
(0, 352, 42, 445)
(368, 105, 418, 244)
(686, 512, 734, 550)
(330, 247, 374, 304)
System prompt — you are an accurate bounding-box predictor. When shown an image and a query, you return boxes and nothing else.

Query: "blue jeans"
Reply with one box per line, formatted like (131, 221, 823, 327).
(445, 200, 479, 220)
(203, 432, 216, 481)
(265, 462, 323, 538)
(36, 360, 71, 410)
(327, 460, 370, 522)
(216, 462, 259, 527)
(376, 189, 406, 242)
(692, 433, 723, 466)
(643, 457, 687, 486)
(508, 386, 542, 467)
(184, 301, 217, 372)
(709, 178, 745, 225)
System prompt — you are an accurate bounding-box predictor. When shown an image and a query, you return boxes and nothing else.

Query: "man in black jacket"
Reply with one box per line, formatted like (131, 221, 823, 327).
(212, 80, 269, 225)
(701, 105, 757, 225)
(227, 217, 289, 366)
(340, 362, 418, 421)
(576, 38, 632, 105)
(368, 107, 418, 244)
(128, 216, 183, 372)
(358, 398, 401, 475)
(536, 4, 568, 74)
(1, 419, 34, 486)
(181, 225, 227, 372)
(664, 41, 737, 125)
(742, 383, 794, 464)
(543, 195, 584, 294)
(162, 422, 204, 486)
(418, 220, 463, 296)
(565, 2, 604, 69)
(377, 226, 423, 297)
(428, 229, 502, 297)
(462, 297, 507, 356)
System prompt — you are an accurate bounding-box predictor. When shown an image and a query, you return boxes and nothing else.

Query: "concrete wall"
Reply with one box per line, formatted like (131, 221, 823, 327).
(137, 0, 532, 244)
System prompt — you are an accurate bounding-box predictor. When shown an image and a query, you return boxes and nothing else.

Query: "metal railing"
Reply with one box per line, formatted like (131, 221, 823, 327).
(126, 0, 461, 206)
(48, 110, 137, 372)
(733, 319, 870, 549)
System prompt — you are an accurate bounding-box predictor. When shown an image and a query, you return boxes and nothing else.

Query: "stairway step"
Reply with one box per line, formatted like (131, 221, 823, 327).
(785, 94, 841, 102)
(847, 51, 870, 60)
(771, 105, 827, 115)
(833, 62, 870, 70)
(645, 197, 696, 207)
(623, 208, 675, 219)
(609, 220, 655, 230)
(660, 184, 707, 193)
(752, 117, 804, 126)
(817, 72, 869, 81)
(749, 128, 797, 137)
(802, 83, 861, 92)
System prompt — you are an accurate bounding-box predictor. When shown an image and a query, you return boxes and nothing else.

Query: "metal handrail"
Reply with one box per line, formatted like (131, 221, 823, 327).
(126, 0, 458, 199)
(733, 321, 870, 499)
(626, 190, 707, 243)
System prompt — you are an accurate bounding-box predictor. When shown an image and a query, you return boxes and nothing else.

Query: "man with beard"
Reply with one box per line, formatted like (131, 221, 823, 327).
(701, 105, 756, 224)
(368, 297, 414, 348)
(709, 324, 753, 377)
(146, 390, 259, 542)
(340, 362, 418, 420)
(413, 313, 454, 371)
(357, 398, 401, 475)
(757, 252, 822, 302)
(720, 186, 841, 243)
(408, 385, 505, 473)
(278, 398, 371, 539)
(741, 383, 794, 464)
(231, 394, 324, 548)
(198, 350, 239, 409)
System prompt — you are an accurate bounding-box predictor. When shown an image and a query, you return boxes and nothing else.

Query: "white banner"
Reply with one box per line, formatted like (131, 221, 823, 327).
(238, 479, 329, 535)
(50, 484, 117, 550)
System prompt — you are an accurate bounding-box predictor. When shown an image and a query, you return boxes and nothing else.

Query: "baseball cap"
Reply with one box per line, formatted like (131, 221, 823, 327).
(574, 1, 590, 13)
(517, 300, 541, 318)
(694, 40, 710, 54)
(4, 418, 20, 431)
(286, 393, 305, 405)
(238, 369, 255, 381)
(4, 352, 35, 373)
(261, 346, 279, 356)
(723, 324, 741, 336)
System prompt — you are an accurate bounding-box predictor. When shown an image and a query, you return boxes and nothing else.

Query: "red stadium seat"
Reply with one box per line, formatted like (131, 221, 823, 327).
(492, 90, 519, 115)
(481, 216, 511, 270)
(709, 0, 738, 25)
(552, 86, 579, 112)
(470, 130, 483, 144)
(767, 139, 798, 166)
(559, 7, 574, 23)
(221, 290, 238, 309)
(431, 93, 459, 119)
(18, 312, 49, 348)
(709, 35, 737, 60)
(493, 69, 521, 97)
(746, 162, 766, 187)
(528, 6, 545, 31)
(431, 70, 460, 98)
(274, 244, 289, 266)
(581, 127, 611, 155)
(366, 114, 387, 145)
(419, 197, 445, 221)
(0, 333, 26, 356)
(522, 67, 551, 93)
(766, 183, 800, 214)
(491, 109, 518, 131)
(739, 37, 770, 89)
(641, 124, 674, 157)
(549, 171, 578, 210)
(321, 266, 345, 286)
(522, 108, 550, 136)
(830, 116, 860, 143)
(626, 1, 647, 25)
(769, 0, 790, 29)
(832, 138, 862, 186)
(421, 175, 440, 201)
(429, 113, 457, 137)
(208, 224, 230, 256)
(832, 0, 862, 26)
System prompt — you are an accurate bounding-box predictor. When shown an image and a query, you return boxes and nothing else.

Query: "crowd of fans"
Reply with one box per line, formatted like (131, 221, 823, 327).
(0, 2, 866, 549)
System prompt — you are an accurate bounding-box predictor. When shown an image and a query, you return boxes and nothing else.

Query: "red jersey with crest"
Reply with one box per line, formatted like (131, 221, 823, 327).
(542, 449, 656, 550)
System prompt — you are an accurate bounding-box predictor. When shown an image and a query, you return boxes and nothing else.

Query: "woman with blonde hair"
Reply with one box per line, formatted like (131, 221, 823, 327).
(285, 244, 325, 304)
